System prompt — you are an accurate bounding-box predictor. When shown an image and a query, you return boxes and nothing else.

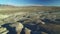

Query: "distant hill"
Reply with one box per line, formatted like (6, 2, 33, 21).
(0, 4, 60, 12)
(0, 4, 18, 8)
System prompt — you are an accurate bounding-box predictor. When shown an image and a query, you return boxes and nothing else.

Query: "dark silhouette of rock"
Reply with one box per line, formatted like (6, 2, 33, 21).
(1, 23, 17, 34)
(41, 18, 56, 24)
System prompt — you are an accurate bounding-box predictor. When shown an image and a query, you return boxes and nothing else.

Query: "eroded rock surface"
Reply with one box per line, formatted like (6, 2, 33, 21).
(0, 12, 60, 34)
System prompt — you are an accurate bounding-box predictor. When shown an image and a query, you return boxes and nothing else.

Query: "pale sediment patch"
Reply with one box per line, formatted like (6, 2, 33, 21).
(0, 14, 10, 19)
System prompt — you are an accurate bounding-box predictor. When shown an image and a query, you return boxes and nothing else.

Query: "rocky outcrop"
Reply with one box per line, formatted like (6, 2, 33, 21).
(0, 26, 9, 34)
(25, 28, 31, 34)
(1, 12, 60, 34)
(1, 22, 24, 34)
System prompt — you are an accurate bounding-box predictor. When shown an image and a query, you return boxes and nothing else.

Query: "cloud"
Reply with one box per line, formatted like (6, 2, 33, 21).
(16, 4, 44, 6)
(0, 2, 44, 6)
(27, 4, 44, 6)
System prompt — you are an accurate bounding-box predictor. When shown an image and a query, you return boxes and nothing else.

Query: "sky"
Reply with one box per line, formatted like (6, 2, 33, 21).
(0, 0, 60, 6)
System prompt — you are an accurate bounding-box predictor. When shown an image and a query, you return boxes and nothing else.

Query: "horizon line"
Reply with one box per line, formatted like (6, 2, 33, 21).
(0, 4, 60, 7)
